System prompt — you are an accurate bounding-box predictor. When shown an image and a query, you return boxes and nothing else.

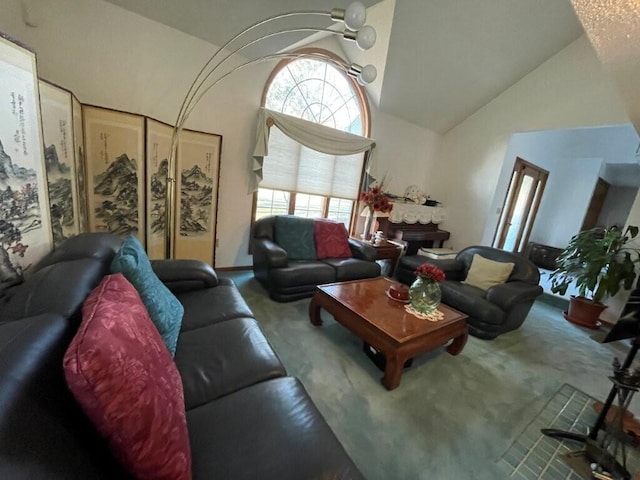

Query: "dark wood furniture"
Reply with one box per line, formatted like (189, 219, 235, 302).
(370, 239, 403, 276)
(525, 242, 563, 270)
(309, 277, 468, 390)
(377, 218, 450, 255)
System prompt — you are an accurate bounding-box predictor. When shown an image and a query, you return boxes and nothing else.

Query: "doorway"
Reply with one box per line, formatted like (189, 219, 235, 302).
(493, 157, 549, 252)
(581, 178, 610, 230)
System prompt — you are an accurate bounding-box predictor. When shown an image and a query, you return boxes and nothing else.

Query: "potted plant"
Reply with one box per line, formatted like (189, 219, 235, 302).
(549, 225, 640, 328)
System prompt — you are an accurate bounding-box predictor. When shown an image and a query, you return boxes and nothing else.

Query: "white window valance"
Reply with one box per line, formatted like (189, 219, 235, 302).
(250, 108, 376, 194)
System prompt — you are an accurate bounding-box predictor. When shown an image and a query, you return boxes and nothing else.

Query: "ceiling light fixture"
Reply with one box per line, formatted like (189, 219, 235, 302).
(331, 1, 367, 30)
(347, 63, 377, 85)
(344, 25, 377, 50)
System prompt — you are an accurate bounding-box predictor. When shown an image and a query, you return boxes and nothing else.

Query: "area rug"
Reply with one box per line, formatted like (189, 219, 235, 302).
(501, 383, 640, 479)
(224, 271, 639, 479)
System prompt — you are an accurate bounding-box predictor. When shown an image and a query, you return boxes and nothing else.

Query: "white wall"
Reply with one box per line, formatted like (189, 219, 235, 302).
(487, 124, 639, 250)
(433, 35, 631, 250)
(533, 156, 603, 246)
(0, 0, 438, 267)
(368, 110, 441, 197)
(1, 2, 633, 272)
(602, 193, 640, 323)
(0, 0, 268, 267)
(597, 186, 638, 228)
(493, 133, 604, 249)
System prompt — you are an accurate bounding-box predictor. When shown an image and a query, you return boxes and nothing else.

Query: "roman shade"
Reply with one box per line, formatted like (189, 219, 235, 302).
(251, 108, 376, 198)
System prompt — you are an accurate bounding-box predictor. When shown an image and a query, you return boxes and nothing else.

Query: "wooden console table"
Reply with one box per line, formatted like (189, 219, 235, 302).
(377, 218, 450, 256)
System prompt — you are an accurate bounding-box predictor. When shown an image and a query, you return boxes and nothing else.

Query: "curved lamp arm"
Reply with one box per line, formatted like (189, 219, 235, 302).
(165, 2, 375, 259)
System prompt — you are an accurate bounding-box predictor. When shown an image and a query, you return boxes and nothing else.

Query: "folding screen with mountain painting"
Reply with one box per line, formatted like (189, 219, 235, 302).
(82, 105, 145, 245)
(39, 80, 81, 247)
(174, 129, 221, 265)
(0, 34, 52, 283)
(145, 118, 173, 260)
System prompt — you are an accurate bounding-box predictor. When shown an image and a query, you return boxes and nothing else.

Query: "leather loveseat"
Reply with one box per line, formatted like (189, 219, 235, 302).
(397, 246, 543, 339)
(251, 215, 381, 301)
(0, 232, 364, 479)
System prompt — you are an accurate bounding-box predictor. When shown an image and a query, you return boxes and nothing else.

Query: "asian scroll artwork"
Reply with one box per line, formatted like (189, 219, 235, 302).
(83, 105, 145, 245)
(145, 118, 173, 260)
(72, 95, 87, 233)
(175, 129, 221, 265)
(0, 34, 52, 282)
(39, 80, 81, 247)
(0, 31, 222, 271)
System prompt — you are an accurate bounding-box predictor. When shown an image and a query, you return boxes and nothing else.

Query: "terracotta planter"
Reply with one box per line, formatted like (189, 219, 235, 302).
(563, 295, 606, 329)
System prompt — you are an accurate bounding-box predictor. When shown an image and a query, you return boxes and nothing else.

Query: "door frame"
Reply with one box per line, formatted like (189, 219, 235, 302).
(492, 157, 549, 252)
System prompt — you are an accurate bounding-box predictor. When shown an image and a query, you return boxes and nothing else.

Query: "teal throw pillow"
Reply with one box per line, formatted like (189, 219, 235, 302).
(110, 235, 184, 356)
(274, 216, 317, 260)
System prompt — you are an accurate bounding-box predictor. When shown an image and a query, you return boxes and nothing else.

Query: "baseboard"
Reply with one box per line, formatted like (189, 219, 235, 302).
(538, 292, 569, 311)
(537, 293, 615, 330)
(216, 266, 252, 272)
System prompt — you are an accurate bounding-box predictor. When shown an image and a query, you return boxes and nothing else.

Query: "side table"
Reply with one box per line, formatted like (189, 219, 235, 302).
(370, 239, 403, 277)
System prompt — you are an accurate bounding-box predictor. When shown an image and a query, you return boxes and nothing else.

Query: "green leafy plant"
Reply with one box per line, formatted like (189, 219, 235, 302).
(550, 225, 640, 303)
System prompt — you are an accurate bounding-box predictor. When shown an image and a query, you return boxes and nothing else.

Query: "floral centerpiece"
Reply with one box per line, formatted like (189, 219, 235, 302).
(414, 263, 446, 283)
(359, 181, 393, 239)
(409, 263, 446, 315)
(360, 184, 393, 214)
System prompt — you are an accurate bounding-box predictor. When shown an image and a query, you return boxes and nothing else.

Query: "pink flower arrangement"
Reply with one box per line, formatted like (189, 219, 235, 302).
(414, 263, 446, 282)
(360, 184, 393, 214)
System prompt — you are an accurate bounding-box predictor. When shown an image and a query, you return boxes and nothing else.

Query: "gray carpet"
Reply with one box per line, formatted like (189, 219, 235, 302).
(223, 272, 638, 479)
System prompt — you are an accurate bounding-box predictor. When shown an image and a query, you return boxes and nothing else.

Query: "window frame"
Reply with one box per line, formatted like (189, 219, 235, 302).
(260, 48, 371, 137)
(253, 48, 371, 234)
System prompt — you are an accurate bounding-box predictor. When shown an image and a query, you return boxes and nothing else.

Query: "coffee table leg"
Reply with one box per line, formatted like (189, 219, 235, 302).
(446, 331, 468, 355)
(381, 353, 405, 390)
(309, 293, 323, 326)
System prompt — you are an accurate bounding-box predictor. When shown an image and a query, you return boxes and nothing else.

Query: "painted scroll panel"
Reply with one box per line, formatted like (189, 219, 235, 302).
(39, 80, 79, 247)
(72, 94, 87, 232)
(174, 129, 221, 265)
(0, 34, 52, 279)
(83, 105, 145, 244)
(145, 118, 173, 260)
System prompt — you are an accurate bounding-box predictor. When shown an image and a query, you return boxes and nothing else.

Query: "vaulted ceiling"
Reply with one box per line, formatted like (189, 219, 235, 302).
(103, 0, 585, 134)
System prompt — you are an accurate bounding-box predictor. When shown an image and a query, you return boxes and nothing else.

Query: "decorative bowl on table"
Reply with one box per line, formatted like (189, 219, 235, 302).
(387, 283, 410, 303)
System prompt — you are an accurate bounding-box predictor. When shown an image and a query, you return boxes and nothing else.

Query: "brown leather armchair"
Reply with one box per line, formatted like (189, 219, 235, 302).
(396, 246, 543, 339)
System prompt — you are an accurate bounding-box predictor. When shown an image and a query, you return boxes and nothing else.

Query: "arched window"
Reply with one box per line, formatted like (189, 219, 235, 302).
(255, 49, 371, 227)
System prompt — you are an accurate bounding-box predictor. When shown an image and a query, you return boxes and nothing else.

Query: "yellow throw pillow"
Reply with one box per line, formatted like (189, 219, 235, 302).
(464, 254, 515, 290)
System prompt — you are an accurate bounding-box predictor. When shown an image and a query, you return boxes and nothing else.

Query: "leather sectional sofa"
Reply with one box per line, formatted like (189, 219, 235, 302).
(396, 246, 543, 339)
(0, 232, 364, 479)
(251, 215, 381, 301)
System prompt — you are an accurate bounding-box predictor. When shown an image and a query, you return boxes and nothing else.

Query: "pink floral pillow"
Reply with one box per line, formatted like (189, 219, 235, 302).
(63, 273, 191, 480)
(314, 219, 353, 259)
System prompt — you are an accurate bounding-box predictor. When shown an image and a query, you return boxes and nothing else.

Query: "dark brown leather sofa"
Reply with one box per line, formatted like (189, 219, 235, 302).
(251, 215, 381, 302)
(396, 246, 543, 339)
(0, 233, 364, 479)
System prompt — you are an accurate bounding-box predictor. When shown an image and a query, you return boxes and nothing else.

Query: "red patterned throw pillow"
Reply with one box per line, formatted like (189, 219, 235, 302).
(63, 273, 192, 480)
(314, 218, 353, 259)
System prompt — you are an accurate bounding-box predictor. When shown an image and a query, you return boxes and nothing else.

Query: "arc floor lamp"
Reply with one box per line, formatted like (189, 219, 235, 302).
(164, 2, 378, 259)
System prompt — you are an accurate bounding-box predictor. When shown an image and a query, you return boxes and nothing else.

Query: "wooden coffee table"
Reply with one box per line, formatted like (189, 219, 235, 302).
(309, 277, 468, 390)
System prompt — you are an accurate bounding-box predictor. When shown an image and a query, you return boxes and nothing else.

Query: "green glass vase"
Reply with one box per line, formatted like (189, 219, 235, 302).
(409, 276, 441, 315)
